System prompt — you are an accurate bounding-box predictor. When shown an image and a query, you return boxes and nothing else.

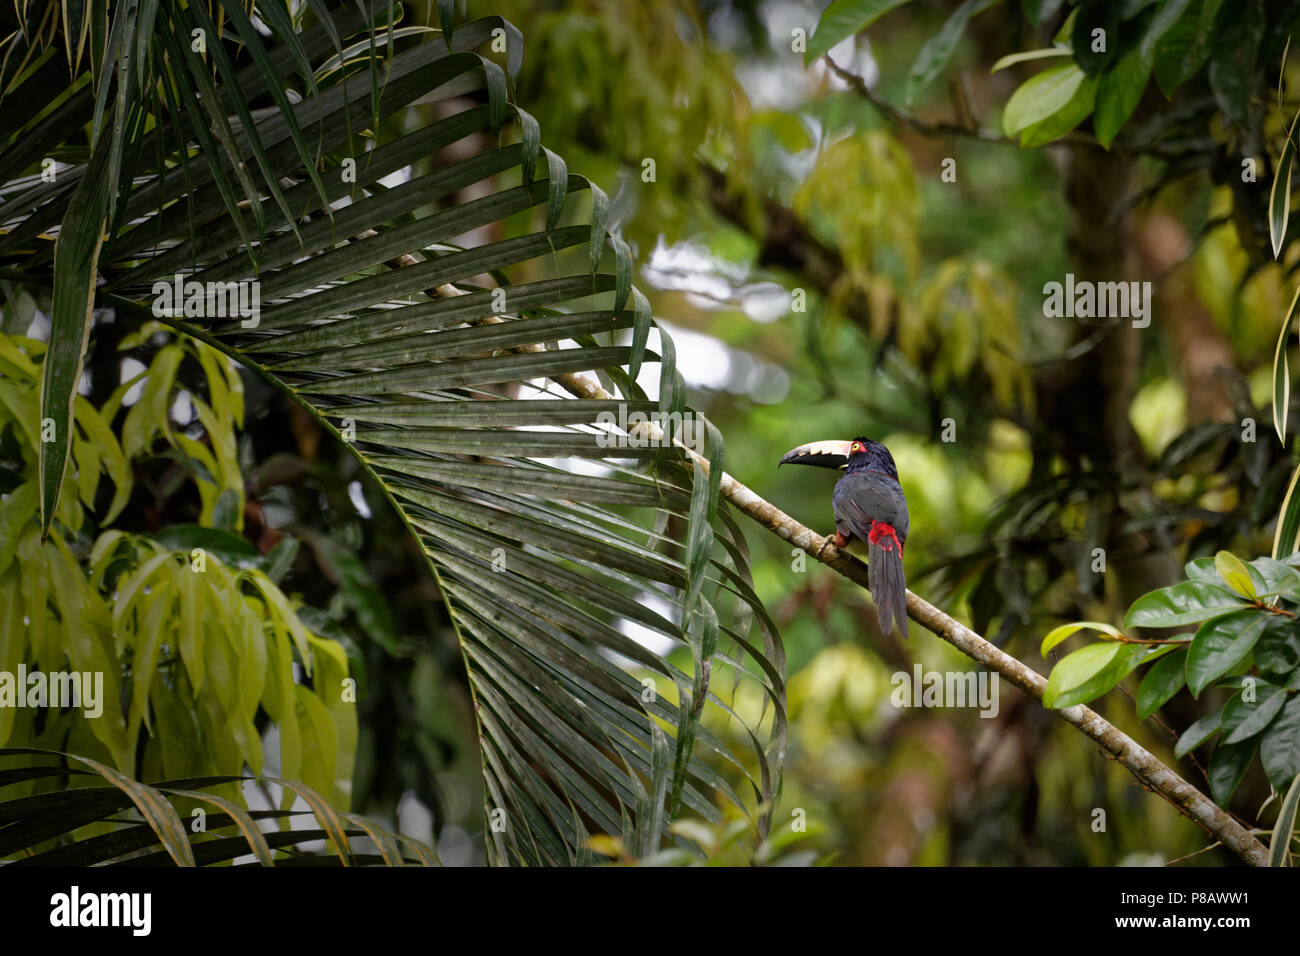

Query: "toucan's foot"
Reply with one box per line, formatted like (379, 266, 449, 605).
(816, 531, 849, 560)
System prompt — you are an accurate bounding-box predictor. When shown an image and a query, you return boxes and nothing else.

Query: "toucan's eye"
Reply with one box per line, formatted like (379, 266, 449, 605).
(851, 442, 862, 453)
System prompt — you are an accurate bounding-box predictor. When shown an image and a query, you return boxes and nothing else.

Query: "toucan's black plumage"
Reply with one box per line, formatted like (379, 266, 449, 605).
(779, 436, 910, 638)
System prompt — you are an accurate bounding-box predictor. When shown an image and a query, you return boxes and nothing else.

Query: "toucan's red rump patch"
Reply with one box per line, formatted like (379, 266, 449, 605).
(868, 520, 902, 553)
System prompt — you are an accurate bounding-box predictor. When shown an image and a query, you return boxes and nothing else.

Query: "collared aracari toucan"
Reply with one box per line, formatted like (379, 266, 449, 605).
(779, 437, 910, 639)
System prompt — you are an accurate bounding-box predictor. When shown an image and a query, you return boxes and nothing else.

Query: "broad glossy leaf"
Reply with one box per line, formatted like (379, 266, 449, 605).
(1209, 735, 1257, 805)
(1044, 642, 1120, 708)
(1070, 0, 1120, 75)
(1094, 44, 1153, 148)
(1153, 0, 1222, 95)
(1221, 683, 1287, 744)
(1255, 618, 1300, 677)
(1044, 642, 1152, 709)
(1183, 555, 1220, 584)
(1175, 708, 1222, 758)
(152, 525, 261, 568)
(1008, 68, 1097, 147)
(1207, 0, 1262, 124)
(805, 0, 914, 65)
(1136, 647, 1188, 719)
(1214, 551, 1256, 599)
(1040, 620, 1120, 657)
(1248, 556, 1300, 599)
(1124, 581, 1249, 629)
(1262, 694, 1300, 788)
(1186, 611, 1270, 698)
(1003, 64, 1089, 137)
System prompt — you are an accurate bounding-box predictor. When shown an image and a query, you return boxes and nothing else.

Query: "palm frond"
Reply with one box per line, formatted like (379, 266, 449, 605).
(0, 2, 786, 864)
(0, 747, 433, 865)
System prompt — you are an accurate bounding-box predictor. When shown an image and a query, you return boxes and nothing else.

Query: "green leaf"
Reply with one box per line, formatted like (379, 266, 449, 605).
(1269, 771, 1300, 866)
(1175, 708, 1222, 758)
(1255, 618, 1300, 677)
(176, 552, 204, 694)
(991, 46, 1071, 73)
(264, 536, 300, 585)
(1040, 620, 1120, 657)
(805, 0, 914, 66)
(1208, 734, 1257, 804)
(1186, 611, 1270, 698)
(1214, 551, 1256, 599)
(1248, 556, 1300, 599)
(904, 0, 1003, 107)
(72, 394, 131, 522)
(297, 529, 398, 655)
(1183, 556, 1221, 584)
(1207, 0, 1261, 125)
(152, 525, 261, 568)
(1124, 581, 1249, 629)
(1093, 44, 1153, 148)
(41, 137, 112, 533)
(1005, 67, 1098, 147)
(1061, 644, 1157, 709)
(1043, 641, 1145, 709)
(1070, 0, 1120, 76)
(1222, 683, 1288, 744)
(1052, 5, 1079, 45)
(1021, 0, 1063, 27)
(211, 487, 241, 532)
(1138, 0, 1195, 62)
(1153, 0, 1223, 95)
(1261, 693, 1300, 788)
(1003, 64, 1088, 136)
(1136, 647, 1187, 719)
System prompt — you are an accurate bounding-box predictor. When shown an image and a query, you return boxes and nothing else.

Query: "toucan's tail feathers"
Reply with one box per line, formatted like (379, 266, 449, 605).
(868, 541, 909, 639)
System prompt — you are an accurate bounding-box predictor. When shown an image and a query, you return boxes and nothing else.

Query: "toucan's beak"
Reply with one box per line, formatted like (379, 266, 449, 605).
(778, 439, 853, 470)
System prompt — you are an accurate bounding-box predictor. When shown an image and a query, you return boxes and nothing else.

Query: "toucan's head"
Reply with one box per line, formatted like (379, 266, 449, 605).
(779, 436, 882, 471)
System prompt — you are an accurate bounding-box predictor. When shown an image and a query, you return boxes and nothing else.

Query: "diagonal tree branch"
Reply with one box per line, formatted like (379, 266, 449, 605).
(547, 367, 1271, 867)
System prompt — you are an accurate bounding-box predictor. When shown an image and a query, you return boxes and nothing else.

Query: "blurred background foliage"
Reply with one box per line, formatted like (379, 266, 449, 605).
(7, 0, 1300, 865)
